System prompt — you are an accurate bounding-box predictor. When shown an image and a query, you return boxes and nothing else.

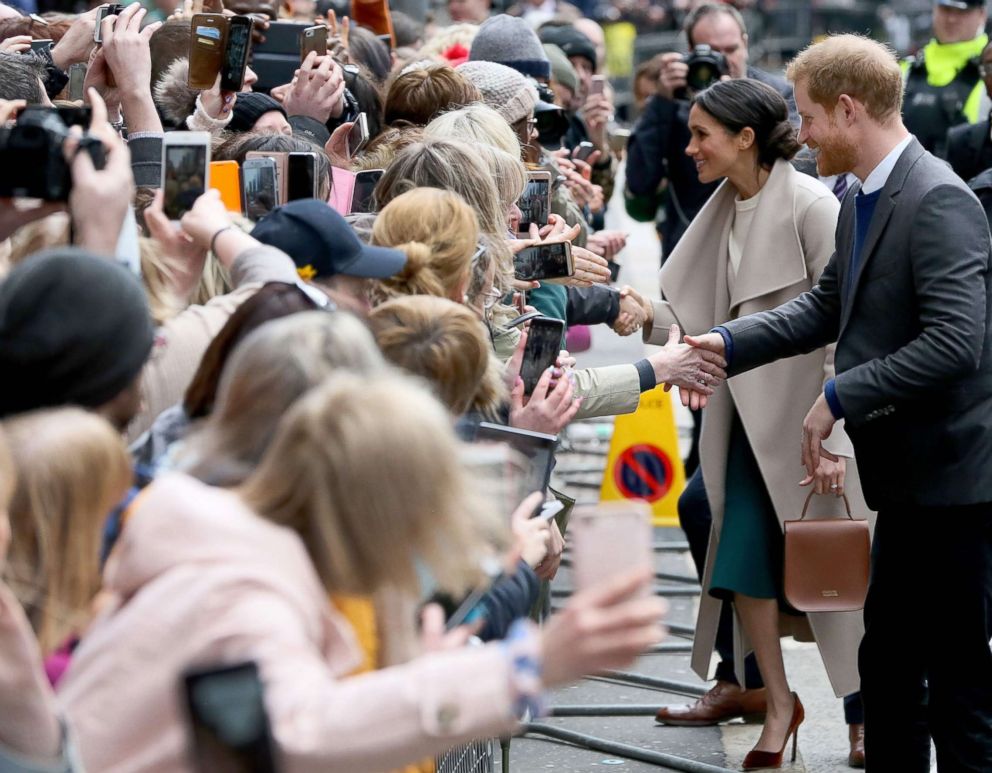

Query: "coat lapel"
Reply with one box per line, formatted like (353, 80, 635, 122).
(659, 180, 736, 334)
(728, 160, 809, 317)
(839, 139, 924, 333)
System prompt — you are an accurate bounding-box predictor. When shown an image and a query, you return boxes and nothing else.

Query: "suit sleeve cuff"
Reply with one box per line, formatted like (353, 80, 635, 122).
(824, 379, 845, 419)
(634, 358, 657, 392)
(712, 326, 734, 367)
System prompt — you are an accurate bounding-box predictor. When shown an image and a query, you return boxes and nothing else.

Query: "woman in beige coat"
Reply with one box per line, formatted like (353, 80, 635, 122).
(632, 80, 872, 769)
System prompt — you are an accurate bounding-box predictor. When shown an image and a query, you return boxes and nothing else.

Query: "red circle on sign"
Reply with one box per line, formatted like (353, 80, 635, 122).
(614, 444, 673, 503)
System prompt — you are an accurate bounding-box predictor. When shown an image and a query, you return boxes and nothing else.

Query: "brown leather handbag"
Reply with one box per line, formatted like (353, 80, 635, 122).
(783, 492, 870, 613)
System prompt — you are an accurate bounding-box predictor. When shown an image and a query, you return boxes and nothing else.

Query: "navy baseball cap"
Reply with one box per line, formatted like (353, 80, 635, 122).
(250, 199, 407, 281)
(936, 0, 984, 8)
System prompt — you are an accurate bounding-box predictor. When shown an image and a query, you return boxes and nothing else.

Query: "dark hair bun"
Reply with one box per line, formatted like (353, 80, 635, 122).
(760, 120, 801, 166)
(693, 79, 799, 169)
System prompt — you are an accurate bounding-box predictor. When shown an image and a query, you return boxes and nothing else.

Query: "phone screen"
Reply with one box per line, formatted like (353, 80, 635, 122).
(475, 422, 557, 497)
(518, 177, 550, 231)
(164, 144, 208, 220)
(183, 662, 278, 773)
(242, 161, 278, 220)
(520, 317, 564, 396)
(347, 115, 368, 158)
(351, 169, 383, 214)
(513, 243, 571, 282)
(220, 16, 252, 91)
(286, 153, 316, 201)
(68, 63, 87, 101)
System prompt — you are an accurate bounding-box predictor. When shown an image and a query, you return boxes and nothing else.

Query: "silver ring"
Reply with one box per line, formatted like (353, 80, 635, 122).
(830, 484, 839, 489)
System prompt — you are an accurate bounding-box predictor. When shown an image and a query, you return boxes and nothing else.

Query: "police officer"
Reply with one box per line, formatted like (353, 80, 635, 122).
(902, 0, 989, 156)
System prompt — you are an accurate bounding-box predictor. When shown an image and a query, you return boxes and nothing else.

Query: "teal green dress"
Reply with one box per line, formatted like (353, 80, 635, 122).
(708, 410, 785, 602)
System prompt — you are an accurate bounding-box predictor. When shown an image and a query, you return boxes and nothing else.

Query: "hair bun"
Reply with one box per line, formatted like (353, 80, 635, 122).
(398, 242, 433, 279)
(762, 119, 801, 165)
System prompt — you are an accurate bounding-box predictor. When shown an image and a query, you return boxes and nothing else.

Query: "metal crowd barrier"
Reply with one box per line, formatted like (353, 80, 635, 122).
(434, 738, 496, 773)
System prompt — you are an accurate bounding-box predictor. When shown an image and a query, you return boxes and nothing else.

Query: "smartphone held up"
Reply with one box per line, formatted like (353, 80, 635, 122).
(162, 132, 211, 221)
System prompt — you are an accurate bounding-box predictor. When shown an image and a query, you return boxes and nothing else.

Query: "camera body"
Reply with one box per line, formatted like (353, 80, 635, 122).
(0, 108, 105, 201)
(677, 44, 729, 99)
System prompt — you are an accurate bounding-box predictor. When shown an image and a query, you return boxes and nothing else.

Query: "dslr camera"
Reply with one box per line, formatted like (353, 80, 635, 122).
(0, 107, 105, 201)
(676, 44, 729, 99)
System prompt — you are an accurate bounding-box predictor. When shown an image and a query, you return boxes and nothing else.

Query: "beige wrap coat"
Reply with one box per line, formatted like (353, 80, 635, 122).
(645, 160, 874, 698)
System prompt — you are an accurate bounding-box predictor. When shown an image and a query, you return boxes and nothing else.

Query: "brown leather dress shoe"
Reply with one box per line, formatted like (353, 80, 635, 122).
(848, 723, 865, 768)
(655, 681, 767, 726)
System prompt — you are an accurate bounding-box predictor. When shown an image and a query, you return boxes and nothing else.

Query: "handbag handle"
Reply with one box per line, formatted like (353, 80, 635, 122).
(799, 490, 853, 521)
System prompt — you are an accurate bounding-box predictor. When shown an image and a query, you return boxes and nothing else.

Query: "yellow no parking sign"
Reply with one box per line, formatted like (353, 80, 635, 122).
(600, 387, 686, 527)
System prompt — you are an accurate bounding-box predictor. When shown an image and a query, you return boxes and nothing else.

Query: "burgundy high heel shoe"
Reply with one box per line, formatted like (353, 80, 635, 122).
(741, 692, 805, 770)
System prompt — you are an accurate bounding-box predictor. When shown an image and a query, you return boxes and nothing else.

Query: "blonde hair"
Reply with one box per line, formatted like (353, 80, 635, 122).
(370, 188, 480, 302)
(2, 409, 131, 654)
(240, 373, 497, 596)
(424, 103, 522, 158)
(786, 34, 903, 123)
(369, 296, 507, 416)
(181, 312, 385, 487)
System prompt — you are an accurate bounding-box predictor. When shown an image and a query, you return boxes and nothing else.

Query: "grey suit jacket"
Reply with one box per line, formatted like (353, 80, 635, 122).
(721, 138, 992, 508)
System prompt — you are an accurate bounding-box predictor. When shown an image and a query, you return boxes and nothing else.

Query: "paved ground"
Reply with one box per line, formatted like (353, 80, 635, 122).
(495, 166, 916, 772)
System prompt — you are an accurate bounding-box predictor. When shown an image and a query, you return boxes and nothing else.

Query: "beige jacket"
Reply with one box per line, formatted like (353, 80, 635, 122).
(128, 246, 299, 442)
(644, 161, 874, 697)
(59, 474, 520, 773)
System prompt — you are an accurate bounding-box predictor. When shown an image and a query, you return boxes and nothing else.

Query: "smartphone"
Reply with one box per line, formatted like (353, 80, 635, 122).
(351, 168, 383, 214)
(241, 157, 279, 220)
(346, 112, 369, 158)
(29, 38, 53, 53)
(590, 74, 606, 96)
(188, 13, 228, 90)
(607, 259, 621, 283)
(182, 661, 278, 773)
(93, 4, 124, 44)
(67, 63, 87, 102)
(209, 160, 242, 214)
(517, 170, 552, 232)
(300, 24, 327, 61)
(245, 151, 287, 204)
(475, 421, 558, 498)
(573, 141, 595, 162)
(513, 242, 574, 282)
(250, 20, 308, 93)
(521, 316, 565, 398)
(570, 502, 653, 595)
(536, 499, 564, 522)
(220, 15, 254, 92)
(54, 104, 91, 128)
(287, 151, 318, 201)
(162, 132, 211, 221)
(444, 585, 489, 631)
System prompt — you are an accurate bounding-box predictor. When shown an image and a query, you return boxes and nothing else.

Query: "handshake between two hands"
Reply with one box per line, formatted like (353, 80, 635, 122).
(647, 325, 728, 411)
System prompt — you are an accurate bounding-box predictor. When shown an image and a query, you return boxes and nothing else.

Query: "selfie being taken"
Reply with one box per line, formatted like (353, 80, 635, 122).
(0, 0, 989, 772)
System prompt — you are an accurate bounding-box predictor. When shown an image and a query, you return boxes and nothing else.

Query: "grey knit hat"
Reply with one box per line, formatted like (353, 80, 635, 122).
(457, 61, 539, 125)
(468, 14, 551, 80)
(543, 44, 578, 95)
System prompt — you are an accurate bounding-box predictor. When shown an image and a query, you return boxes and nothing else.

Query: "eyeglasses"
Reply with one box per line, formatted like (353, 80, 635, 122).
(482, 287, 502, 311)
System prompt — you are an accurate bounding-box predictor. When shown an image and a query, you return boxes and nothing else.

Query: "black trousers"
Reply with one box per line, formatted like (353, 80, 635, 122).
(860, 503, 992, 771)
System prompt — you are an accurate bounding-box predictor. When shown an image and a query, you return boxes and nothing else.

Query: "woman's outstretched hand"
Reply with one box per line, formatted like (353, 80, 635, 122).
(647, 325, 727, 408)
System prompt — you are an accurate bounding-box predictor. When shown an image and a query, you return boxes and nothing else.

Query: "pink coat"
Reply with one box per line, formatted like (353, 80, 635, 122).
(0, 582, 62, 766)
(59, 473, 518, 772)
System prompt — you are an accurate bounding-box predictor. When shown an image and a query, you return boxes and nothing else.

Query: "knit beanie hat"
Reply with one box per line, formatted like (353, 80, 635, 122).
(468, 14, 551, 80)
(228, 92, 288, 133)
(543, 43, 578, 95)
(457, 61, 538, 125)
(0, 249, 154, 417)
(539, 25, 596, 71)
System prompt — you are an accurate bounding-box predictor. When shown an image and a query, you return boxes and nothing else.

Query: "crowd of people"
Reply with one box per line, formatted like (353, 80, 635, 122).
(0, 0, 991, 770)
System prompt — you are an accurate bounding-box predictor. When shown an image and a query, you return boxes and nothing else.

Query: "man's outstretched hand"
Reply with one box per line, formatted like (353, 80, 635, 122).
(677, 332, 728, 410)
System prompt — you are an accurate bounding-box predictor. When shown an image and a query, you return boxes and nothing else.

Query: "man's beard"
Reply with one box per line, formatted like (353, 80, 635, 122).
(814, 131, 858, 177)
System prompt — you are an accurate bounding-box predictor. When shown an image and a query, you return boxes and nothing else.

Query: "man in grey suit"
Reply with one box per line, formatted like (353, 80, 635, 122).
(685, 34, 992, 771)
